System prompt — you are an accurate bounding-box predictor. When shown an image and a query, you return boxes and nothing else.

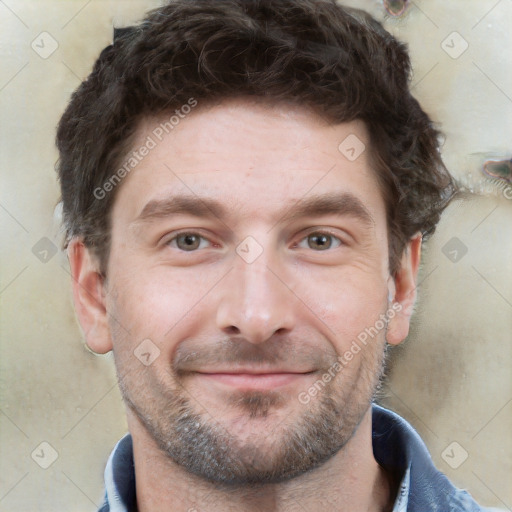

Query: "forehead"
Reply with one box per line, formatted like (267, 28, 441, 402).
(110, 98, 387, 230)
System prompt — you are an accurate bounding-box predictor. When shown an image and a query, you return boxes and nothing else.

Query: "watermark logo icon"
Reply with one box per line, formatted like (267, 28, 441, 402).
(338, 134, 366, 162)
(134, 338, 160, 366)
(31, 32, 59, 59)
(236, 236, 263, 264)
(31, 441, 59, 469)
(442, 441, 468, 469)
(32, 237, 58, 263)
(442, 237, 468, 263)
(441, 32, 469, 59)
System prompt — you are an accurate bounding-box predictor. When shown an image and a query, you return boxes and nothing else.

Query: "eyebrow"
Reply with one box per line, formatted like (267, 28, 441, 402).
(277, 192, 375, 228)
(136, 195, 226, 223)
(133, 191, 375, 228)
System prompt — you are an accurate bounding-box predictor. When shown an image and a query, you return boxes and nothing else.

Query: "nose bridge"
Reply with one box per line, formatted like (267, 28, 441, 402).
(216, 239, 295, 343)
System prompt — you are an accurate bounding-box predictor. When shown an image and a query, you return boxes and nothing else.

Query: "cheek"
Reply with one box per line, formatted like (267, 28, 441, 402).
(107, 264, 220, 345)
(293, 265, 387, 350)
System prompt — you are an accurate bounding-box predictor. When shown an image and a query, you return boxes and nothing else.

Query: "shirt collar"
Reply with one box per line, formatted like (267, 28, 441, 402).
(371, 404, 485, 512)
(100, 433, 136, 512)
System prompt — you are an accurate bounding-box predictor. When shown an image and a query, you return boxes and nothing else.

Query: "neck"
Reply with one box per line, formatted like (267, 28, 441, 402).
(129, 406, 396, 512)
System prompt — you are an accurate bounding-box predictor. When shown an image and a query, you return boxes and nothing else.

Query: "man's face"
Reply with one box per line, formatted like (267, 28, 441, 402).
(103, 99, 395, 485)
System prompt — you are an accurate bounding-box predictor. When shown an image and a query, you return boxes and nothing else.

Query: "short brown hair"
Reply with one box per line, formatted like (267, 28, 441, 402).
(56, 0, 456, 277)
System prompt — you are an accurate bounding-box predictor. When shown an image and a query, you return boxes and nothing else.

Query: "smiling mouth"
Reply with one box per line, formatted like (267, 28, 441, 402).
(194, 371, 316, 390)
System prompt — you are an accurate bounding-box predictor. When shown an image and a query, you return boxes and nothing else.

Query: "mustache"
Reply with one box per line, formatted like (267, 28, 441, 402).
(172, 336, 338, 374)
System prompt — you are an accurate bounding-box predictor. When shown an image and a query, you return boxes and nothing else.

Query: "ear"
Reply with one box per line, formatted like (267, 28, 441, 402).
(67, 238, 113, 354)
(386, 233, 422, 346)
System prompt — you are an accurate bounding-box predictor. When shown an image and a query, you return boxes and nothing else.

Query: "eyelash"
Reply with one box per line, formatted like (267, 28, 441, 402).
(164, 230, 345, 252)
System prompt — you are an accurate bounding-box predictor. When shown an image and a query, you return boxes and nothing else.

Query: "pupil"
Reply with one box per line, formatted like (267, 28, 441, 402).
(179, 234, 199, 250)
(311, 234, 330, 250)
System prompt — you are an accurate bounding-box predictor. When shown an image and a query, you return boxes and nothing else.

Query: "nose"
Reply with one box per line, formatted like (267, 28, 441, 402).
(215, 246, 297, 344)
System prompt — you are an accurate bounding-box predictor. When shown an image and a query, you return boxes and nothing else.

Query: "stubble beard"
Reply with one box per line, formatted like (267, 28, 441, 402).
(117, 339, 388, 487)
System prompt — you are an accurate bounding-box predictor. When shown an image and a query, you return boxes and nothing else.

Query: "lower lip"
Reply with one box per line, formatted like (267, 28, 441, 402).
(196, 372, 313, 390)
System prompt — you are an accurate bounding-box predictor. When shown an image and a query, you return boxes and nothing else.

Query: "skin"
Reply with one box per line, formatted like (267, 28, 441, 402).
(68, 98, 421, 512)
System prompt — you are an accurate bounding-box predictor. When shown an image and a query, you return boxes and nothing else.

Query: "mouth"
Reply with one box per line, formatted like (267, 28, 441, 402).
(194, 370, 317, 391)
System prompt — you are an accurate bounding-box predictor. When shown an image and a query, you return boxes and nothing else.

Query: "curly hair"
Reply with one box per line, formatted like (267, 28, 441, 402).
(56, 0, 456, 277)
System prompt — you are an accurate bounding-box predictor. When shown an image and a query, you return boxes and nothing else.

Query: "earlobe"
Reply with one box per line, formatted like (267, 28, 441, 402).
(386, 233, 422, 346)
(67, 238, 113, 354)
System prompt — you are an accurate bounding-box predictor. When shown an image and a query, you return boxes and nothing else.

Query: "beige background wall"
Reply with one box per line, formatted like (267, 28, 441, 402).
(0, 0, 511, 510)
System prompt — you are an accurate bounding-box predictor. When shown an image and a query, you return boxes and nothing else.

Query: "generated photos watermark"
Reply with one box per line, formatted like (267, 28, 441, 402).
(93, 98, 198, 200)
(298, 301, 402, 404)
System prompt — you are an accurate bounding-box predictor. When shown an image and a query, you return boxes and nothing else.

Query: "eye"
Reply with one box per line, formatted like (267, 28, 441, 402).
(166, 232, 212, 251)
(296, 231, 344, 251)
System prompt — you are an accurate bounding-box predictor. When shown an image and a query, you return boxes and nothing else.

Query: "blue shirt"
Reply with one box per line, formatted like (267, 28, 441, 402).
(98, 404, 497, 511)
